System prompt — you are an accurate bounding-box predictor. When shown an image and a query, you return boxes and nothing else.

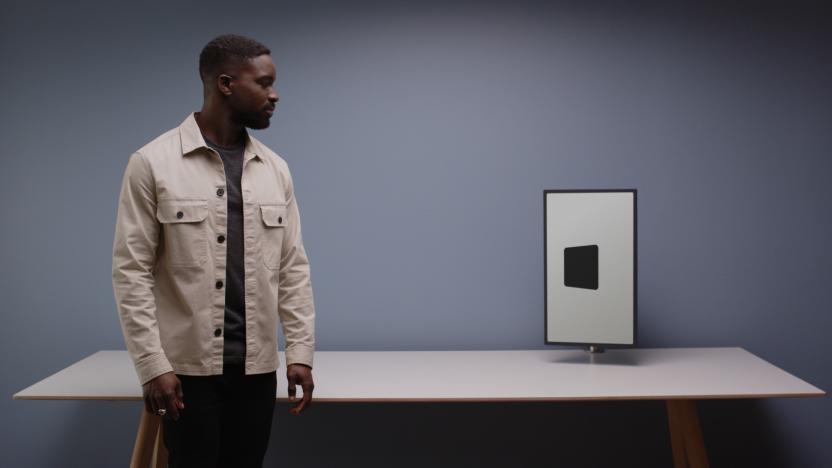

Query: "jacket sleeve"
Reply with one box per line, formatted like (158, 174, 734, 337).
(112, 151, 173, 385)
(278, 167, 316, 368)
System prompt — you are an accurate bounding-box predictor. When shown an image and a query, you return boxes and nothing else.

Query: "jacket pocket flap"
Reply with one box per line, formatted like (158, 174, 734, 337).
(260, 204, 287, 227)
(156, 200, 209, 223)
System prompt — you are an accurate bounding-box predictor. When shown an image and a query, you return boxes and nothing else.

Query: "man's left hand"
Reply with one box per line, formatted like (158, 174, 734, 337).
(286, 363, 314, 415)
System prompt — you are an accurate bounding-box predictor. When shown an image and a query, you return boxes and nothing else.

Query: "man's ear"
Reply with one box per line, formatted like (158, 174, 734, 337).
(218, 74, 234, 96)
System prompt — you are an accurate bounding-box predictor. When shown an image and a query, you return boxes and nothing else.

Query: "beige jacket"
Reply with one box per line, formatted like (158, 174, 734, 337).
(112, 112, 315, 386)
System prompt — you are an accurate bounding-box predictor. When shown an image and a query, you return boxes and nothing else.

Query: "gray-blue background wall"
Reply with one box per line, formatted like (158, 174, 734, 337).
(2, 0, 829, 466)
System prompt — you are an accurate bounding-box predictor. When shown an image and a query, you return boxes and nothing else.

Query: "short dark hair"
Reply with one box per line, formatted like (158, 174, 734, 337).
(199, 34, 271, 85)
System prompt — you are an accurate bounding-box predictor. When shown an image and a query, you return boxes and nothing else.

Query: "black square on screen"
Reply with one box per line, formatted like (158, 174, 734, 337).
(564, 245, 598, 290)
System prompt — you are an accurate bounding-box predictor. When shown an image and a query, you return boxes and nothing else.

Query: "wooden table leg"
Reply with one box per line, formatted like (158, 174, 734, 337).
(130, 409, 161, 468)
(666, 399, 710, 468)
(667, 400, 688, 467)
(151, 419, 169, 468)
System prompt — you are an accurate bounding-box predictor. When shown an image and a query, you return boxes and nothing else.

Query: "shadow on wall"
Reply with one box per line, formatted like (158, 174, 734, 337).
(700, 399, 796, 468)
(32, 400, 140, 468)
(267, 399, 783, 468)
(28, 393, 792, 468)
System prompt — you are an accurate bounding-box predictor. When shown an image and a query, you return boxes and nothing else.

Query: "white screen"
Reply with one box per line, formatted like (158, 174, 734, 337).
(545, 191, 635, 345)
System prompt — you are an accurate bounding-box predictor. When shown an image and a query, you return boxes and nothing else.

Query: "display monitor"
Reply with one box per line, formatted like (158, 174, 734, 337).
(544, 189, 637, 351)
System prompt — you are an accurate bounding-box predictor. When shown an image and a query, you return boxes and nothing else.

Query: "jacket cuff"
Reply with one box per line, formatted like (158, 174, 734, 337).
(135, 352, 174, 386)
(285, 344, 314, 369)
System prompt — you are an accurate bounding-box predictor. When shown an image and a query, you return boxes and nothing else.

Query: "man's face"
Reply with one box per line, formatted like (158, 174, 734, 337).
(226, 54, 278, 130)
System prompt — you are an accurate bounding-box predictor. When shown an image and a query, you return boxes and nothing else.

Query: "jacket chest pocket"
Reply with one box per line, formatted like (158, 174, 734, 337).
(259, 203, 287, 270)
(156, 199, 209, 267)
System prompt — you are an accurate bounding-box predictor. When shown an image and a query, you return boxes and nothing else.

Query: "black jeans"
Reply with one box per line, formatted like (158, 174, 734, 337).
(162, 364, 277, 468)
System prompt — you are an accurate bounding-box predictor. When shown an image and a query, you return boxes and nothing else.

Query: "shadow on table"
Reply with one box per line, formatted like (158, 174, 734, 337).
(545, 349, 644, 366)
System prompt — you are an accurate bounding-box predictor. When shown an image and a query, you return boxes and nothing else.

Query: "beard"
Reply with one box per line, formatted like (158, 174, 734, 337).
(226, 95, 272, 130)
(233, 107, 272, 130)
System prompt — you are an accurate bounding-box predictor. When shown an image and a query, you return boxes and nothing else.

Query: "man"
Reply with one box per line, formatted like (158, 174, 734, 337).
(112, 34, 315, 468)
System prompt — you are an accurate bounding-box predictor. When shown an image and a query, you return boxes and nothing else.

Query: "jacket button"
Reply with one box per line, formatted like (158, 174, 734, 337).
(216, 188, 225, 197)
(214, 328, 222, 337)
(218, 235, 225, 243)
(176, 211, 184, 219)
(278, 216, 283, 224)
(215, 280, 223, 289)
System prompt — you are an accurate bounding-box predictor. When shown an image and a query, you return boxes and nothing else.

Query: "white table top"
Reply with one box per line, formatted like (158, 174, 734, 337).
(13, 348, 825, 402)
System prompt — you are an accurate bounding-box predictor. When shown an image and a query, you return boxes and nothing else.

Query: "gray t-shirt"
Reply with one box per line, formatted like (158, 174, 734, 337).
(203, 133, 246, 367)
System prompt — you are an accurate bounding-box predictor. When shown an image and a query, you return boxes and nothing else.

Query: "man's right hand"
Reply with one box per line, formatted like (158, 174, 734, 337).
(142, 371, 185, 421)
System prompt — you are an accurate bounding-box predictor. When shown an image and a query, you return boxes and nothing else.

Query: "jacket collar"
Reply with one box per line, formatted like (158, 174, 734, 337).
(179, 111, 261, 162)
